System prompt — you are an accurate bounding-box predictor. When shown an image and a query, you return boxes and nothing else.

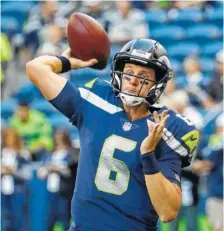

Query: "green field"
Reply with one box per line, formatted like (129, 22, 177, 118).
(159, 214, 213, 231)
(53, 214, 213, 231)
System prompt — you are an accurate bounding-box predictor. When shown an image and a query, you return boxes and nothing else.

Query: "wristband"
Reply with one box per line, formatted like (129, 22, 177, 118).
(56, 56, 71, 73)
(141, 151, 160, 175)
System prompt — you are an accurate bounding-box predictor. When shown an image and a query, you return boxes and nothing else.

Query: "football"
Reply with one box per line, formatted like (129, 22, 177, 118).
(67, 12, 110, 70)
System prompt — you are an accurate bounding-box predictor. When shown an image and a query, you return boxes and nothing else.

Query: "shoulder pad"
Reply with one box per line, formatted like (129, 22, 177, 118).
(163, 109, 200, 167)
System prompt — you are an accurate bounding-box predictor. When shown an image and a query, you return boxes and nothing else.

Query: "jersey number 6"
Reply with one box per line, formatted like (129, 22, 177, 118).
(94, 135, 137, 195)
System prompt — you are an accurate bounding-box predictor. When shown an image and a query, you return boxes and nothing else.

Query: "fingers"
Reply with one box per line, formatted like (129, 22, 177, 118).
(62, 48, 71, 57)
(153, 110, 168, 131)
(153, 111, 160, 123)
(80, 58, 98, 68)
(148, 123, 159, 136)
(161, 114, 169, 126)
(147, 119, 154, 130)
(159, 111, 169, 127)
(61, 48, 99, 69)
(148, 110, 169, 136)
(153, 110, 168, 122)
(69, 58, 98, 70)
(142, 110, 169, 153)
(152, 110, 169, 136)
(160, 110, 168, 120)
(153, 123, 160, 133)
(157, 114, 169, 134)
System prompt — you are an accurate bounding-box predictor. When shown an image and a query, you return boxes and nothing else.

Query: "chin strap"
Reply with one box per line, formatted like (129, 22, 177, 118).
(119, 93, 146, 107)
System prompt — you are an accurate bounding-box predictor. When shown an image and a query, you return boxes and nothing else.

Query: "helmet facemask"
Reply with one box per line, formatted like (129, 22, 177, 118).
(111, 51, 173, 107)
(113, 69, 156, 106)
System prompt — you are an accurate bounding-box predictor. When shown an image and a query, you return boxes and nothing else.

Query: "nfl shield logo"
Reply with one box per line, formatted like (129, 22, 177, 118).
(122, 122, 132, 131)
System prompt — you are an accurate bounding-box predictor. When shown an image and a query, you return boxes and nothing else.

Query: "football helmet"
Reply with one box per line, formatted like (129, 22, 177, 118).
(111, 38, 173, 106)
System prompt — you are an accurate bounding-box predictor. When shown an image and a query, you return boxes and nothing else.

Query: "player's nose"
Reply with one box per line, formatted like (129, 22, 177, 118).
(129, 76, 140, 86)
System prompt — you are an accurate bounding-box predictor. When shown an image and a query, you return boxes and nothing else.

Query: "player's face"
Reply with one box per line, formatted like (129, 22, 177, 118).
(217, 61, 223, 75)
(45, 0, 58, 14)
(116, 1, 131, 14)
(121, 63, 155, 97)
(16, 106, 30, 122)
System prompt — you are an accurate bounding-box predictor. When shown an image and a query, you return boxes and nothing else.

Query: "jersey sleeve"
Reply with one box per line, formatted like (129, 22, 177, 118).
(156, 110, 200, 187)
(164, 110, 200, 167)
(49, 78, 103, 127)
(49, 80, 84, 126)
(157, 149, 182, 188)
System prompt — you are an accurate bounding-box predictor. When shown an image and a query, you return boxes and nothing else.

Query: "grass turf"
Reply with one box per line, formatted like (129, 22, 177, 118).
(53, 214, 213, 231)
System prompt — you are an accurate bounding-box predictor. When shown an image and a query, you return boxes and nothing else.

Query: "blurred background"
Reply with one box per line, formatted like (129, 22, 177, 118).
(1, 1, 223, 231)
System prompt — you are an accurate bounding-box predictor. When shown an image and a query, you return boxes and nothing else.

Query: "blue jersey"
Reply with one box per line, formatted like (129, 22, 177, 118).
(206, 146, 223, 199)
(50, 79, 199, 231)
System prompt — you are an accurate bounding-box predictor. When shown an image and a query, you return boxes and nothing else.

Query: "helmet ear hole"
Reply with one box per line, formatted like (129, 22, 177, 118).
(117, 61, 125, 72)
(155, 68, 167, 82)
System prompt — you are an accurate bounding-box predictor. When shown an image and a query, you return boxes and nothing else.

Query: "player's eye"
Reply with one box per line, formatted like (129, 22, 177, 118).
(139, 74, 152, 85)
(140, 74, 150, 79)
(140, 79, 149, 85)
(123, 72, 133, 81)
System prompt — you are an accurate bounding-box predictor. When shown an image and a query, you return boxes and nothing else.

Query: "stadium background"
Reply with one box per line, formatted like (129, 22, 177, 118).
(1, 1, 223, 231)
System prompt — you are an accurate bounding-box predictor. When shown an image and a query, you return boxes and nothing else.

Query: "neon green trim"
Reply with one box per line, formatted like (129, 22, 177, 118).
(84, 78, 98, 88)
(181, 130, 200, 153)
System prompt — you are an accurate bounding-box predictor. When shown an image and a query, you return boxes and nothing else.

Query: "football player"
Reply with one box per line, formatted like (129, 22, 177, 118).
(26, 38, 200, 231)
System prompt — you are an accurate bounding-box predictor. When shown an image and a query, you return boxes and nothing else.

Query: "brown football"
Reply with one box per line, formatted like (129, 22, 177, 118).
(67, 12, 110, 70)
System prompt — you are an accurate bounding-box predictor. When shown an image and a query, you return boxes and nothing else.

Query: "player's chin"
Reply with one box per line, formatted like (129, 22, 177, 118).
(123, 89, 138, 95)
(125, 91, 147, 99)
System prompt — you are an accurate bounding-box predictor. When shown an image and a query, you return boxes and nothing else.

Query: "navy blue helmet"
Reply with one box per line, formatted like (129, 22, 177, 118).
(111, 38, 173, 106)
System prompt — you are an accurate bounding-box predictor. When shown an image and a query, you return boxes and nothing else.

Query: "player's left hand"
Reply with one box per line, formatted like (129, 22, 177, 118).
(140, 110, 169, 155)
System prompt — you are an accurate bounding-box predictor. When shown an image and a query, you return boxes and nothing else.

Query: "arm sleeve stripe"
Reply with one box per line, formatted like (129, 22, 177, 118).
(162, 127, 188, 156)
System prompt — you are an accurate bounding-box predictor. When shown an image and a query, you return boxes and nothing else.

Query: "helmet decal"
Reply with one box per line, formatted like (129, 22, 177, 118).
(131, 49, 152, 59)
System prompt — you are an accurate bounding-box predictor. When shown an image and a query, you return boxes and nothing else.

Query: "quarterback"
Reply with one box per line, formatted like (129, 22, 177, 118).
(26, 38, 200, 231)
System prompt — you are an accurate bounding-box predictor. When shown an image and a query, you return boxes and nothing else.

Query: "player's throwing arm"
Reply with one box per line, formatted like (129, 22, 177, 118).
(26, 49, 98, 100)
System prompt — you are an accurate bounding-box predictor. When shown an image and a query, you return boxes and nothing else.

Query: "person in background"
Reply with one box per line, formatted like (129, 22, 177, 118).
(145, 0, 172, 10)
(204, 113, 223, 231)
(205, 49, 223, 104)
(163, 78, 176, 96)
(162, 90, 205, 231)
(55, 0, 82, 19)
(37, 128, 79, 231)
(183, 56, 215, 109)
(36, 23, 67, 57)
(171, 1, 207, 9)
(23, 0, 58, 62)
(159, 79, 177, 108)
(183, 56, 204, 87)
(1, 127, 31, 231)
(187, 111, 223, 231)
(8, 101, 53, 156)
(107, 1, 149, 45)
(83, 1, 110, 32)
(1, 33, 12, 99)
(162, 90, 204, 129)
